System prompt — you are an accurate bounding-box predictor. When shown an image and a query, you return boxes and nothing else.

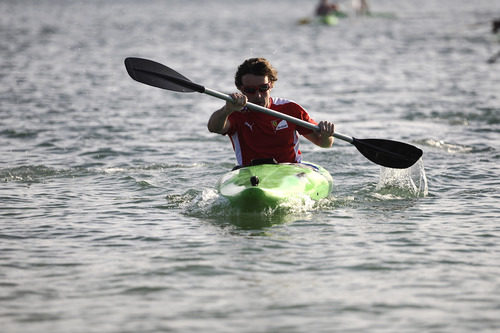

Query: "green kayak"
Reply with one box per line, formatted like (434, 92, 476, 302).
(319, 11, 348, 25)
(297, 11, 348, 26)
(217, 162, 333, 211)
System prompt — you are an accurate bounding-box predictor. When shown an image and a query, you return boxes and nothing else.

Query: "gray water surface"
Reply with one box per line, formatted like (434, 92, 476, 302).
(1, 0, 499, 332)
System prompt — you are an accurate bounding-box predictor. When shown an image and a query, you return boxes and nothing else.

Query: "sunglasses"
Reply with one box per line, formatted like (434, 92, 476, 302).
(241, 83, 271, 94)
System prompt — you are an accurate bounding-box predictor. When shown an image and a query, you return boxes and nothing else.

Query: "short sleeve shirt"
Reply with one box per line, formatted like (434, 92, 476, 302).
(225, 97, 317, 166)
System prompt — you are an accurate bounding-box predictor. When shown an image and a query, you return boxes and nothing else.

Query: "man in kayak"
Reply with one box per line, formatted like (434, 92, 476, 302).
(207, 58, 335, 167)
(315, 0, 340, 16)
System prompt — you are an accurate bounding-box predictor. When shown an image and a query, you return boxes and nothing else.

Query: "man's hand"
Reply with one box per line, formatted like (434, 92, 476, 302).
(226, 93, 248, 112)
(318, 121, 335, 137)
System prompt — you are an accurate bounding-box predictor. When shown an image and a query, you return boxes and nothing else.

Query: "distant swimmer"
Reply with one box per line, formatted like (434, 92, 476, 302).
(487, 18, 500, 64)
(352, 0, 370, 16)
(493, 19, 500, 34)
(315, 0, 340, 16)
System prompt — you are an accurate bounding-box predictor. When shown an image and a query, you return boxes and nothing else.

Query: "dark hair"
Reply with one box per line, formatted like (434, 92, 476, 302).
(234, 58, 278, 88)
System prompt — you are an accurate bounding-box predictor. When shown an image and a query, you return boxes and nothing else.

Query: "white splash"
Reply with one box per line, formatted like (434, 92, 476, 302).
(423, 139, 472, 154)
(375, 159, 428, 198)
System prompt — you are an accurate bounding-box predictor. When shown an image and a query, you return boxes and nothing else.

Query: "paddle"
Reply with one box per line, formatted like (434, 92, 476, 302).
(124, 57, 423, 169)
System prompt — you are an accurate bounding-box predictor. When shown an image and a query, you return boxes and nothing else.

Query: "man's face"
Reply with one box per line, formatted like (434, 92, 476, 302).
(239, 74, 273, 108)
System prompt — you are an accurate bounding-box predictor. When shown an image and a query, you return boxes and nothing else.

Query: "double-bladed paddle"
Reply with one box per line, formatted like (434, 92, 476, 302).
(124, 57, 423, 169)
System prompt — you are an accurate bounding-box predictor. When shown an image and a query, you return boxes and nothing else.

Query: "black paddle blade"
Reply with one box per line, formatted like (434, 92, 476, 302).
(352, 138, 423, 169)
(124, 57, 204, 93)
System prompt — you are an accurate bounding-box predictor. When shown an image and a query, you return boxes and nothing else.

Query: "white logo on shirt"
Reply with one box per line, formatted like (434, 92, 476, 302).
(244, 122, 254, 131)
(275, 120, 288, 131)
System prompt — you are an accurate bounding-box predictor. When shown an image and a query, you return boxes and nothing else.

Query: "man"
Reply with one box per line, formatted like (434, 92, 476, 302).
(207, 58, 335, 167)
(316, 0, 340, 16)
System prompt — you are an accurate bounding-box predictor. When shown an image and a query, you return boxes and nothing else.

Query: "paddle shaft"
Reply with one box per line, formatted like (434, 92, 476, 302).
(133, 64, 351, 142)
(204, 87, 353, 143)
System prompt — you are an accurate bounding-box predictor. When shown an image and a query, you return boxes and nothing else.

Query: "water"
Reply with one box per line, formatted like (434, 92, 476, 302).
(1, 0, 499, 332)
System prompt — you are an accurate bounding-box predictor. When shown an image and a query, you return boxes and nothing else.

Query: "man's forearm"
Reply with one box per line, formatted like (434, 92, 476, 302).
(207, 106, 232, 134)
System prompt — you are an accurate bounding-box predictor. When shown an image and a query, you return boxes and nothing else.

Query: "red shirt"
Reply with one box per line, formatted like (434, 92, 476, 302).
(225, 97, 317, 166)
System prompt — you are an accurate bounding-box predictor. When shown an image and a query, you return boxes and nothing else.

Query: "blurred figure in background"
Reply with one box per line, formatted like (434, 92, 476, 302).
(352, 0, 370, 16)
(493, 19, 500, 34)
(315, 0, 339, 16)
(487, 18, 500, 63)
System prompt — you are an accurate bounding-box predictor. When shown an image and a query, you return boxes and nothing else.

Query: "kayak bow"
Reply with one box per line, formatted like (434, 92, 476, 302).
(217, 162, 333, 211)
